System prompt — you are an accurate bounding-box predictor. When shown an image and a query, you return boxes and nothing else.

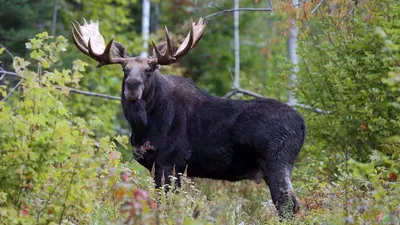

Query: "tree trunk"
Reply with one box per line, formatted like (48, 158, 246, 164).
(234, 0, 240, 89)
(51, 0, 59, 36)
(140, 0, 151, 57)
(287, 0, 300, 106)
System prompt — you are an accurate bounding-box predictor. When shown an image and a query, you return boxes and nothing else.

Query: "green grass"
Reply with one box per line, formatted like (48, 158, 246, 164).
(89, 160, 400, 225)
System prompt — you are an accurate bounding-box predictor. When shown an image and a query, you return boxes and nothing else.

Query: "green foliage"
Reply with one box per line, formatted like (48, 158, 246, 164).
(1, 1, 400, 224)
(295, 0, 400, 164)
(0, 0, 53, 61)
(292, 0, 400, 223)
(0, 33, 124, 224)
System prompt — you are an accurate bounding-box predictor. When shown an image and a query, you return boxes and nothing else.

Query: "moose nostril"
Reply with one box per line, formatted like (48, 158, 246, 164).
(126, 79, 142, 90)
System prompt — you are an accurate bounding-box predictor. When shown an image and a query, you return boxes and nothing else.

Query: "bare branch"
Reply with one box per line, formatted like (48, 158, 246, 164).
(0, 67, 6, 80)
(53, 85, 121, 100)
(289, 103, 330, 114)
(204, 2, 303, 20)
(209, 2, 226, 11)
(223, 87, 264, 99)
(311, 0, 325, 15)
(236, 88, 264, 98)
(267, 0, 273, 8)
(223, 87, 330, 114)
(344, 0, 358, 20)
(205, 7, 273, 20)
(223, 89, 238, 98)
(2, 80, 22, 101)
(0, 43, 15, 59)
(0, 68, 121, 101)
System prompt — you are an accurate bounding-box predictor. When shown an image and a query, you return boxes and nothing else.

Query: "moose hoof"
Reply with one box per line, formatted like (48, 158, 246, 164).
(276, 189, 300, 219)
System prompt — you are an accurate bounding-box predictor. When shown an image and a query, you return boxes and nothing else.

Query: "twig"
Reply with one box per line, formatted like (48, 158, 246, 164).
(0, 43, 15, 59)
(209, 2, 226, 11)
(267, 0, 273, 8)
(0, 69, 121, 101)
(227, 66, 234, 82)
(344, 0, 358, 20)
(290, 103, 330, 114)
(311, 0, 325, 15)
(2, 80, 22, 101)
(223, 89, 238, 98)
(205, 7, 273, 20)
(204, 2, 304, 20)
(348, 6, 355, 15)
(0, 68, 6, 81)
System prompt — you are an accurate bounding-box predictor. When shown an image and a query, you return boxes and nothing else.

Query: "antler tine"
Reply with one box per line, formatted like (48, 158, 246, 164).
(151, 17, 207, 65)
(151, 39, 163, 59)
(164, 26, 174, 56)
(71, 22, 89, 56)
(71, 18, 127, 66)
(173, 21, 194, 60)
(151, 27, 177, 65)
(191, 18, 208, 48)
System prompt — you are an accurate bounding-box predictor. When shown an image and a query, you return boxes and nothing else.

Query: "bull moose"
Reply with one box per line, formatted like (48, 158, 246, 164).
(71, 18, 306, 218)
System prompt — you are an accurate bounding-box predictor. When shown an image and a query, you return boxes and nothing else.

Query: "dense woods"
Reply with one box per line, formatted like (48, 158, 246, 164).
(0, 0, 399, 224)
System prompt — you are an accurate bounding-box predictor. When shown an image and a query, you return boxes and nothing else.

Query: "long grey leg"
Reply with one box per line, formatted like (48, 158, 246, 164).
(262, 164, 300, 219)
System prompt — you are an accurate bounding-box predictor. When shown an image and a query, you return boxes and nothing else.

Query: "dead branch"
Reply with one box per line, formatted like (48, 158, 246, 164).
(205, 7, 273, 20)
(2, 80, 22, 101)
(311, 0, 325, 14)
(223, 87, 330, 114)
(0, 43, 15, 59)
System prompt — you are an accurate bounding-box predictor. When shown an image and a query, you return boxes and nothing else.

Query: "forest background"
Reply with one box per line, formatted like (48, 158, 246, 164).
(0, 0, 399, 224)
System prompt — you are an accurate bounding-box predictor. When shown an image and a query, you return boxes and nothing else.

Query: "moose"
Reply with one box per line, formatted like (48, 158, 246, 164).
(71, 18, 306, 218)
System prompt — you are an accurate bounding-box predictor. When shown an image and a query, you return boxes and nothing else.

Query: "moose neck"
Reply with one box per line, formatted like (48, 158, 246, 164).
(141, 70, 169, 112)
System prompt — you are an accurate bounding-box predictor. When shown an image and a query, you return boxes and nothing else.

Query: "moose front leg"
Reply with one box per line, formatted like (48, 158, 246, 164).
(154, 149, 188, 190)
(154, 161, 173, 189)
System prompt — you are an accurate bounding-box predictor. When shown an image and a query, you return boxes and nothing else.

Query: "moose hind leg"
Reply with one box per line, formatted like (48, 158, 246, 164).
(262, 164, 300, 219)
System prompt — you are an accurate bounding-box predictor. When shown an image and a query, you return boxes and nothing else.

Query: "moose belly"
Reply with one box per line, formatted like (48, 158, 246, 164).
(187, 144, 262, 182)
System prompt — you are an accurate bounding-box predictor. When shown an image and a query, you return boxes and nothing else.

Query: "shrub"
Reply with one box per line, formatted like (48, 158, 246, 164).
(0, 32, 123, 224)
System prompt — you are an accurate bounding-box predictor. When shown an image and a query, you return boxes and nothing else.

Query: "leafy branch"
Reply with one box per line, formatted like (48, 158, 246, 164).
(0, 67, 121, 101)
(0, 43, 15, 59)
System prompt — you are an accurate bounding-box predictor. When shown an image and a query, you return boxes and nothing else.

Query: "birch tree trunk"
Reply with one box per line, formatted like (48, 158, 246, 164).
(140, 0, 151, 57)
(287, 0, 300, 106)
(234, 0, 240, 89)
(51, 0, 59, 36)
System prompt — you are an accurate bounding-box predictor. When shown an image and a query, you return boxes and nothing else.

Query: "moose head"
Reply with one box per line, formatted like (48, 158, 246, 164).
(71, 18, 207, 102)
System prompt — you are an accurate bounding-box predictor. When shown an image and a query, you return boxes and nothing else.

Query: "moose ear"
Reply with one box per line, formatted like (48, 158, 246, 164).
(112, 41, 129, 58)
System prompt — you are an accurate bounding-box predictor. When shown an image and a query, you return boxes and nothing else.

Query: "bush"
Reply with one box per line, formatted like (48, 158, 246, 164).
(0, 32, 125, 224)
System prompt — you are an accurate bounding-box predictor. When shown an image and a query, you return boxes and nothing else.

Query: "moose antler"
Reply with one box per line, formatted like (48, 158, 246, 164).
(151, 18, 207, 65)
(71, 19, 127, 67)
